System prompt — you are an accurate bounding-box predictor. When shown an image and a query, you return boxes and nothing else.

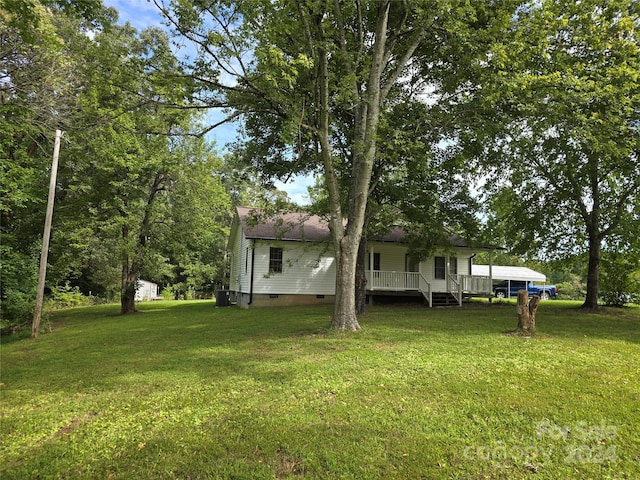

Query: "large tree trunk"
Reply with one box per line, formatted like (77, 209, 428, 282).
(316, 32, 362, 332)
(355, 235, 368, 315)
(329, 2, 391, 329)
(332, 236, 361, 330)
(582, 232, 601, 309)
(314, 1, 425, 330)
(120, 259, 137, 314)
(119, 173, 163, 315)
(120, 223, 138, 315)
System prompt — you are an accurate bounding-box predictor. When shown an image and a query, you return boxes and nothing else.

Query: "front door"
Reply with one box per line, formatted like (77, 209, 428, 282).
(405, 254, 419, 272)
(405, 255, 419, 289)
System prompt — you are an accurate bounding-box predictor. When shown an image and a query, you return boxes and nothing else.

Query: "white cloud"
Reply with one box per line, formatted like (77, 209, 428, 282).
(103, 0, 165, 31)
(275, 174, 316, 206)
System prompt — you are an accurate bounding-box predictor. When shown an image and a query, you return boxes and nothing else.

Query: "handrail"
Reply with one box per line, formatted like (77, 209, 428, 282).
(449, 274, 462, 305)
(419, 273, 432, 307)
(449, 274, 493, 295)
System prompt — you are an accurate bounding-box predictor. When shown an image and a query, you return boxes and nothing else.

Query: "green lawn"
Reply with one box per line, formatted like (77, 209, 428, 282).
(1, 300, 639, 479)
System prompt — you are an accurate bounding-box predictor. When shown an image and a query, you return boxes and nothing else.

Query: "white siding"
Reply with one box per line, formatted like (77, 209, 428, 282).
(230, 232, 253, 294)
(239, 234, 252, 293)
(367, 243, 408, 271)
(422, 250, 474, 292)
(230, 218, 479, 298)
(135, 280, 158, 301)
(252, 241, 336, 295)
(229, 229, 240, 291)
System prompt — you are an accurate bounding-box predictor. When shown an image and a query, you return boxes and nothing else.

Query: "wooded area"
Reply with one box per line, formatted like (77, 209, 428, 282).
(1, 0, 638, 334)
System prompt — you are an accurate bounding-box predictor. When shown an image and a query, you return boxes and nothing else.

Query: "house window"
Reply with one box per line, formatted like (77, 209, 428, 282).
(450, 256, 458, 275)
(368, 252, 381, 271)
(269, 247, 283, 273)
(434, 256, 446, 279)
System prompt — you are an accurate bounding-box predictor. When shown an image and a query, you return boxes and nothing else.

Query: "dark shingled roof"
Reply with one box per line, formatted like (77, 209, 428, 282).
(375, 225, 482, 248)
(236, 207, 494, 249)
(237, 207, 332, 242)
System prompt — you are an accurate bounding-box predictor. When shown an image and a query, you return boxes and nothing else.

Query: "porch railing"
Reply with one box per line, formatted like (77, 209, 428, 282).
(365, 270, 492, 308)
(419, 273, 432, 307)
(455, 274, 493, 295)
(365, 270, 432, 307)
(366, 270, 420, 291)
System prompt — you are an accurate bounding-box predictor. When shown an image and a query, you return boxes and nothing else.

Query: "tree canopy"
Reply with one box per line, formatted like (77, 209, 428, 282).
(156, 0, 523, 328)
(3, 0, 637, 333)
(1, 1, 232, 330)
(467, 0, 640, 308)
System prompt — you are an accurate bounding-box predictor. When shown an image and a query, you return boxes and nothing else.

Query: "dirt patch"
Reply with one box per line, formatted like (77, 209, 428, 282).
(276, 449, 303, 478)
(54, 411, 99, 438)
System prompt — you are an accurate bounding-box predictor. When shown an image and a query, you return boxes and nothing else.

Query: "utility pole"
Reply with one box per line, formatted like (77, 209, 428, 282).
(32, 129, 63, 338)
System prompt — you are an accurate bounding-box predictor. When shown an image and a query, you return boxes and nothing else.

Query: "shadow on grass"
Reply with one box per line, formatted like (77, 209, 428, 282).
(3, 300, 638, 397)
(3, 301, 640, 479)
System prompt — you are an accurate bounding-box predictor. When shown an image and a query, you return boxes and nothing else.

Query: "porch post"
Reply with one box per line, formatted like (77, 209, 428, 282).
(489, 250, 493, 284)
(369, 248, 374, 289)
(489, 250, 494, 303)
(446, 255, 450, 292)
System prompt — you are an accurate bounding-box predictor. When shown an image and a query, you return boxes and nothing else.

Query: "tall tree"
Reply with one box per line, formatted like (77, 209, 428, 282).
(0, 0, 107, 329)
(55, 19, 232, 313)
(149, 141, 232, 298)
(471, 0, 639, 308)
(156, 0, 512, 329)
(307, 98, 482, 315)
(2, 1, 232, 328)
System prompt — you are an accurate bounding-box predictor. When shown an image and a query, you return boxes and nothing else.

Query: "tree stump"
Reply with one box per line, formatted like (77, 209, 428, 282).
(517, 290, 540, 334)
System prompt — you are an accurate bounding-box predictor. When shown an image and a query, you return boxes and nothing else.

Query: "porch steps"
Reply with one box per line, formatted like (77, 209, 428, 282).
(430, 292, 459, 307)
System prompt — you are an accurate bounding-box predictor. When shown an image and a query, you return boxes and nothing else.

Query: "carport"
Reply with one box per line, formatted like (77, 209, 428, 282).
(471, 265, 547, 299)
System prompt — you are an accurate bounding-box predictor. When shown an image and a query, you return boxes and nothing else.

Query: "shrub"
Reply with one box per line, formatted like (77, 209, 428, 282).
(0, 243, 38, 334)
(600, 252, 640, 307)
(556, 277, 586, 301)
(0, 289, 34, 334)
(46, 282, 94, 310)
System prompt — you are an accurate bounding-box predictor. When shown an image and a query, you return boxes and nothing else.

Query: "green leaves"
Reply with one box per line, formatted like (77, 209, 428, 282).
(465, 0, 639, 306)
(1, 1, 234, 322)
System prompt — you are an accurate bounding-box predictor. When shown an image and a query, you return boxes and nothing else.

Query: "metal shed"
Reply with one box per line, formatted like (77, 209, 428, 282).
(135, 279, 159, 301)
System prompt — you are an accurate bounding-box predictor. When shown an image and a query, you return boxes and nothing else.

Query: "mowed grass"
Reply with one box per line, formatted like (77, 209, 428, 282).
(1, 300, 639, 479)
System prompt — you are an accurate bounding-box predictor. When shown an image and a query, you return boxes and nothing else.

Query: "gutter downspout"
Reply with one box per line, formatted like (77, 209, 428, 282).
(248, 239, 255, 306)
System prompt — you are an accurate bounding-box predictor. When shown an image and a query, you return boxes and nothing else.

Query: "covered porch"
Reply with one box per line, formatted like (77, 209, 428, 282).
(365, 270, 493, 307)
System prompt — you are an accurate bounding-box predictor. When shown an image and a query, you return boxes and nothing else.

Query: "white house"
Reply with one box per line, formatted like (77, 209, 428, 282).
(228, 207, 497, 308)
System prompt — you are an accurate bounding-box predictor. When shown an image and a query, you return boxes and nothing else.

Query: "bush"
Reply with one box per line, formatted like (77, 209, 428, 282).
(600, 252, 640, 307)
(0, 289, 34, 334)
(556, 277, 586, 301)
(160, 283, 198, 300)
(160, 285, 178, 300)
(46, 282, 94, 310)
(0, 243, 38, 334)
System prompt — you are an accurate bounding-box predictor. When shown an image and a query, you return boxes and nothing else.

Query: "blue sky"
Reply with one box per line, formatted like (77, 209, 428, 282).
(102, 0, 314, 205)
